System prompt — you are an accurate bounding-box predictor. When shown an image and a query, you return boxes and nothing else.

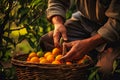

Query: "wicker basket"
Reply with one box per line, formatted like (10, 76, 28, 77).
(11, 53, 93, 80)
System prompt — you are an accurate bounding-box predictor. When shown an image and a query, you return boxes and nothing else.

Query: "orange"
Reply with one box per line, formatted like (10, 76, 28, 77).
(66, 61, 72, 65)
(39, 57, 46, 61)
(52, 60, 61, 64)
(55, 54, 63, 61)
(44, 52, 52, 58)
(77, 55, 92, 64)
(39, 58, 49, 64)
(29, 56, 39, 63)
(26, 57, 30, 62)
(52, 48, 61, 56)
(77, 56, 85, 64)
(77, 59, 84, 64)
(83, 55, 92, 60)
(46, 54, 55, 63)
(28, 52, 37, 59)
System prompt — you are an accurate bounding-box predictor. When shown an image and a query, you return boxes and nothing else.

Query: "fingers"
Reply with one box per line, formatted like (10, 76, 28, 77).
(61, 31, 68, 41)
(53, 30, 60, 47)
(71, 52, 85, 60)
(53, 24, 67, 48)
(61, 41, 85, 62)
(61, 42, 75, 61)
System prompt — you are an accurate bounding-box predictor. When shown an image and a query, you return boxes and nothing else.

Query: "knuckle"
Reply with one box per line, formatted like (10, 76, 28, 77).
(53, 34, 57, 38)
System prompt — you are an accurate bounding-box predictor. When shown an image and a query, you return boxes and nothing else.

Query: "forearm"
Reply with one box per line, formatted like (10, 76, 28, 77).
(88, 34, 107, 47)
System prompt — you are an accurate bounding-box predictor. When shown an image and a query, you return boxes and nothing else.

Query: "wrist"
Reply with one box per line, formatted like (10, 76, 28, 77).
(52, 16, 64, 25)
(89, 34, 106, 46)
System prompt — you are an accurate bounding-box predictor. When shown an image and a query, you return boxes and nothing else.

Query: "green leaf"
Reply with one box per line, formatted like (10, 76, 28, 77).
(88, 68, 99, 80)
(18, 35, 26, 43)
(88, 66, 100, 71)
(96, 73, 100, 80)
(25, 25, 31, 31)
(115, 69, 120, 73)
(26, 38, 35, 48)
(112, 60, 118, 73)
(30, 0, 42, 8)
(2, 36, 13, 44)
(18, 7, 30, 23)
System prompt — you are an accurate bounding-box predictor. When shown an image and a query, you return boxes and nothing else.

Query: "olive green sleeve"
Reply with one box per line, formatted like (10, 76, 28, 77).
(46, 0, 70, 22)
(98, 0, 120, 42)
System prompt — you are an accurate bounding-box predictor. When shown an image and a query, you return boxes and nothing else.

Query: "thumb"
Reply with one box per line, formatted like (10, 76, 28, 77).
(60, 50, 74, 62)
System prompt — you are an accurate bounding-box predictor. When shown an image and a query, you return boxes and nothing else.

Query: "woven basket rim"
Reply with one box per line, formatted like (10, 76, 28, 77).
(11, 53, 93, 69)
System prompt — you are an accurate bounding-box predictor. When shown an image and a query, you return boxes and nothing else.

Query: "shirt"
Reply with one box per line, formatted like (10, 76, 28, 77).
(46, 0, 120, 42)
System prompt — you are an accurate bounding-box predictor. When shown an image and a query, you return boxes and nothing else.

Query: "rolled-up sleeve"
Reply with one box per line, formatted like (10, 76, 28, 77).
(98, 0, 120, 42)
(46, 0, 70, 21)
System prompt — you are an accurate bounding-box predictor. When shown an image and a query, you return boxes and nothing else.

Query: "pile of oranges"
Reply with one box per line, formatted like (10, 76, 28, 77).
(26, 48, 92, 65)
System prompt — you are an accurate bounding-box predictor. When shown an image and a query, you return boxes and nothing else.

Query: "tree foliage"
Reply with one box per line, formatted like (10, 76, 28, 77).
(0, 0, 50, 59)
(0, 0, 74, 79)
(0, 0, 50, 79)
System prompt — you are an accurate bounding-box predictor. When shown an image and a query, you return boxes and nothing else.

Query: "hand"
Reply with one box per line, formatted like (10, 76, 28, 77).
(61, 39, 93, 61)
(61, 34, 106, 61)
(52, 16, 68, 47)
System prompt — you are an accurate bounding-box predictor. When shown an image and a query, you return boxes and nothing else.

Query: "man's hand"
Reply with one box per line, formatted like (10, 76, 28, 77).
(52, 16, 68, 47)
(61, 34, 106, 61)
(61, 39, 93, 61)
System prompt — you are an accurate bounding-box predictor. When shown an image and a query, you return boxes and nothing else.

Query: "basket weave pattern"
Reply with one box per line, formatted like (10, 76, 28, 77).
(11, 54, 92, 80)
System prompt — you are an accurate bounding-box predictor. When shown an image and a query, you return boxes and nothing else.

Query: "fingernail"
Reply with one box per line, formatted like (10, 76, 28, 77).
(63, 39, 68, 42)
(64, 38, 68, 40)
